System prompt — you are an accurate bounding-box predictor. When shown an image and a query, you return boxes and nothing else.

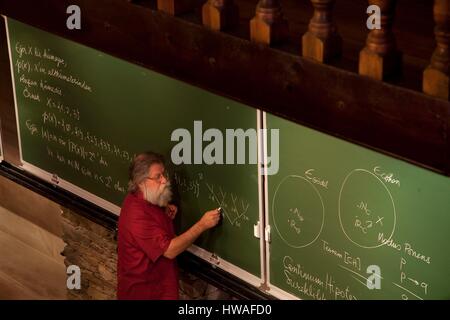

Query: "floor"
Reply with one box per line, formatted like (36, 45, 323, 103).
(0, 175, 66, 299)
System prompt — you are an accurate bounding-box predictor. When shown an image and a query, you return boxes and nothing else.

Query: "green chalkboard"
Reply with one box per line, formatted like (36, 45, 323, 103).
(267, 114, 450, 300)
(7, 18, 261, 280)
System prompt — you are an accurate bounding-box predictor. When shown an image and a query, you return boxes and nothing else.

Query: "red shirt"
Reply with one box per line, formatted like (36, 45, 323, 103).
(117, 191, 178, 299)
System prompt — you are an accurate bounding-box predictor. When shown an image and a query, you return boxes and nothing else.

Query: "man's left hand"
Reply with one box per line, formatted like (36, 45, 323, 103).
(165, 204, 178, 220)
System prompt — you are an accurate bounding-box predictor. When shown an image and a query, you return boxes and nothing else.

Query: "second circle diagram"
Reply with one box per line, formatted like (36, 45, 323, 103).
(338, 169, 397, 249)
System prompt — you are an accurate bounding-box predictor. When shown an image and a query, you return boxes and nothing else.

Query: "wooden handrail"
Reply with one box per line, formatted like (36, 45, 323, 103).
(359, 0, 402, 80)
(250, 0, 289, 45)
(302, 0, 342, 63)
(423, 0, 449, 101)
(202, 0, 239, 31)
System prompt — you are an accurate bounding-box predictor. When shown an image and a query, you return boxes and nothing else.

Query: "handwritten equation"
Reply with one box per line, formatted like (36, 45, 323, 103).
(205, 182, 250, 228)
(354, 201, 384, 235)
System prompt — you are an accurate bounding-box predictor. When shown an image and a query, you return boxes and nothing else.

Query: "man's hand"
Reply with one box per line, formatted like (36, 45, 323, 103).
(165, 204, 178, 220)
(198, 209, 221, 231)
(163, 208, 221, 260)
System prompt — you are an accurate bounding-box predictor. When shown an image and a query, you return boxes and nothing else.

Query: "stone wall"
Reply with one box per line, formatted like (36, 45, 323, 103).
(61, 208, 117, 300)
(60, 207, 234, 300)
(179, 270, 234, 300)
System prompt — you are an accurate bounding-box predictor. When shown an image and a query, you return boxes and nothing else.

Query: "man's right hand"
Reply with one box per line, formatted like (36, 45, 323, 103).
(198, 209, 221, 231)
(164, 208, 223, 259)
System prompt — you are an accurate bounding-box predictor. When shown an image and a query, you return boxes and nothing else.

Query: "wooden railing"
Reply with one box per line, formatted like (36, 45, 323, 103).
(0, 0, 449, 176)
(155, 0, 448, 100)
(424, 0, 449, 100)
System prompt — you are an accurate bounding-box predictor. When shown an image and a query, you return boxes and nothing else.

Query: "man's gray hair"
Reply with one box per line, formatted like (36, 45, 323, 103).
(128, 151, 165, 193)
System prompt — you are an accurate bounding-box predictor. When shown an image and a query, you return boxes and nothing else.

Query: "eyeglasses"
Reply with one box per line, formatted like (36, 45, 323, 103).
(146, 171, 170, 182)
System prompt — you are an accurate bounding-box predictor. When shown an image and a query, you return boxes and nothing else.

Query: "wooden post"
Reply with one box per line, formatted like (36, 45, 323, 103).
(302, 0, 342, 63)
(250, 0, 289, 45)
(202, 0, 239, 31)
(157, 0, 202, 16)
(359, 0, 402, 80)
(423, 0, 449, 100)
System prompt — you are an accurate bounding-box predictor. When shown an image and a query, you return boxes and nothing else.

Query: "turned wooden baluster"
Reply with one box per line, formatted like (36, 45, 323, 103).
(302, 0, 342, 63)
(250, 0, 289, 45)
(202, 0, 239, 31)
(359, 0, 402, 80)
(157, 0, 201, 16)
(423, 0, 449, 100)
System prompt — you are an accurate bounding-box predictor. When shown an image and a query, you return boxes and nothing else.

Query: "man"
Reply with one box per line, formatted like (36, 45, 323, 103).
(117, 151, 221, 299)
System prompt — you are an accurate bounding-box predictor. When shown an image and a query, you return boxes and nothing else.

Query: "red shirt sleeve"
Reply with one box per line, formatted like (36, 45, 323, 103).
(129, 208, 172, 262)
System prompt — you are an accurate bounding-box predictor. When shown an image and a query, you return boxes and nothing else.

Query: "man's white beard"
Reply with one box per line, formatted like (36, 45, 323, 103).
(143, 183, 173, 207)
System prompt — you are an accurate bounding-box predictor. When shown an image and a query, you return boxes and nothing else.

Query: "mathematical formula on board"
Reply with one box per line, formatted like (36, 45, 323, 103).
(173, 172, 250, 228)
(272, 165, 434, 300)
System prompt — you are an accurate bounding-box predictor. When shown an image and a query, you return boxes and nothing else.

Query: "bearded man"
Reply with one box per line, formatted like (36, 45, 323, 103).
(117, 151, 220, 299)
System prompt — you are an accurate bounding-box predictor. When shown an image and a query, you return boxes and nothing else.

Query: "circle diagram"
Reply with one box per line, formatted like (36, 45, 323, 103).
(272, 175, 325, 248)
(338, 169, 397, 249)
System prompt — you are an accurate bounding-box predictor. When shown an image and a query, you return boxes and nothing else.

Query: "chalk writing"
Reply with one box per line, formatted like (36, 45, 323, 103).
(173, 172, 201, 198)
(39, 79, 62, 96)
(15, 42, 66, 67)
(287, 207, 304, 234)
(404, 243, 431, 265)
(15, 42, 91, 93)
(377, 233, 401, 251)
(338, 169, 397, 249)
(304, 169, 329, 189)
(25, 120, 38, 136)
(399, 257, 429, 297)
(374, 166, 401, 187)
(23, 87, 40, 102)
(273, 175, 325, 249)
(354, 201, 384, 235)
(283, 255, 358, 300)
(19, 74, 37, 87)
(45, 146, 125, 194)
(322, 240, 362, 271)
(13, 39, 134, 202)
(39, 111, 132, 162)
(206, 182, 250, 227)
(46, 67, 92, 92)
(46, 97, 80, 121)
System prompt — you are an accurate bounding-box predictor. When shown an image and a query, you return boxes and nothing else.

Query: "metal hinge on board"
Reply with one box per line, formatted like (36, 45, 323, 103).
(265, 225, 271, 243)
(209, 253, 220, 266)
(253, 221, 260, 238)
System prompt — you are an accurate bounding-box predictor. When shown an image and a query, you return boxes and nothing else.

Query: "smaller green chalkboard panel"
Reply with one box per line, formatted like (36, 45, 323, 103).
(267, 113, 450, 300)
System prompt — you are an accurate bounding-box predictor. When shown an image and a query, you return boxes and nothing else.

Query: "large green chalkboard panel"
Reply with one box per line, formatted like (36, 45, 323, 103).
(267, 114, 450, 300)
(7, 18, 261, 281)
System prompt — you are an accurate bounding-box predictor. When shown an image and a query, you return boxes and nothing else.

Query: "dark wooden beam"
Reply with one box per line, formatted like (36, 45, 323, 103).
(423, 0, 449, 101)
(0, 17, 20, 166)
(0, 0, 449, 176)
